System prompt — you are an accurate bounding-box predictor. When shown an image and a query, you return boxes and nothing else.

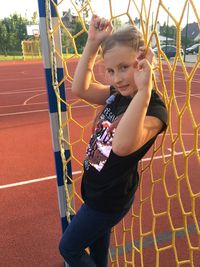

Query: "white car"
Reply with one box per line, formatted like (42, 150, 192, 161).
(186, 44, 200, 54)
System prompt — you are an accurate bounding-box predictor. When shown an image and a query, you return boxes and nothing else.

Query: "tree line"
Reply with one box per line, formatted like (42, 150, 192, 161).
(0, 12, 37, 56)
(0, 10, 193, 56)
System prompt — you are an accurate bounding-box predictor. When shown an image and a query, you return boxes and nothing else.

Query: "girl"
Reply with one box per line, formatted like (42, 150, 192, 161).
(59, 14, 168, 267)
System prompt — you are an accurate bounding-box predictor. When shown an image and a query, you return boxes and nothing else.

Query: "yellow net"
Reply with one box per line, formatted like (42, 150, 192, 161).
(46, 0, 200, 266)
(21, 37, 41, 60)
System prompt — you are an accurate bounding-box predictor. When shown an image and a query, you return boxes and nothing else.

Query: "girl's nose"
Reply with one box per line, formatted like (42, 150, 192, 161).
(114, 73, 122, 84)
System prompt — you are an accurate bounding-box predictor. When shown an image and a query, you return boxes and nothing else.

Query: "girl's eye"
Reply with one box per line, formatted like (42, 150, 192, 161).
(120, 65, 129, 71)
(107, 69, 114, 75)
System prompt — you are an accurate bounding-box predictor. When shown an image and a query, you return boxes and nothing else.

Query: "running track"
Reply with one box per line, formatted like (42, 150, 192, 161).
(0, 60, 199, 267)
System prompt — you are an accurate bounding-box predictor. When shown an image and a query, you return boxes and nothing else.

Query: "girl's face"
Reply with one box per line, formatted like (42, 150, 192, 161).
(104, 44, 139, 97)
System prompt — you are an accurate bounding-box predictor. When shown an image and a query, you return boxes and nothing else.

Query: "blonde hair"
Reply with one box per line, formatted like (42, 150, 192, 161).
(101, 25, 144, 56)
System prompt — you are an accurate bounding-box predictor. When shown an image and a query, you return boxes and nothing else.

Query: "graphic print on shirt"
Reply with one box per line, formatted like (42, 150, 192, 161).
(85, 106, 122, 172)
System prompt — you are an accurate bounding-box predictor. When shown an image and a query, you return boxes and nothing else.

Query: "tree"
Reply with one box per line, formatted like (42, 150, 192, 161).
(61, 7, 89, 54)
(160, 22, 176, 39)
(0, 13, 30, 55)
(75, 0, 89, 19)
(112, 18, 122, 30)
(73, 20, 88, 53)
(31, 11, 38, 24)
(0, 21, 8, 55)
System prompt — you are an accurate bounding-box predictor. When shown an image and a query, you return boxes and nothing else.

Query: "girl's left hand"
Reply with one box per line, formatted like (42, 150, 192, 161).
(133, 47, 154, 93)
(88, 15, 113, 46)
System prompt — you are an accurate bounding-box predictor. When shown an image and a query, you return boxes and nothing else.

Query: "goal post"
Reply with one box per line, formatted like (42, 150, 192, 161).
(38, 0, 74, 233)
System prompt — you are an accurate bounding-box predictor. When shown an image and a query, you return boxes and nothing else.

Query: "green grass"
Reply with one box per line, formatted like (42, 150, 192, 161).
(0, 54, 42, 61)
(0, 53, 78, 61)
(0, 55, 23, 61)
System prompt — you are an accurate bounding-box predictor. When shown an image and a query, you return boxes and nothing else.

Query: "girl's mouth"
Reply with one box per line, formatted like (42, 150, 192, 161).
(118, 85, 128, 90)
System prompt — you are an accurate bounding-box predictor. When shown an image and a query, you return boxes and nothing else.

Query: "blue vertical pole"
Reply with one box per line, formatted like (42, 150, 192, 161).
(37, 0, 72, 236)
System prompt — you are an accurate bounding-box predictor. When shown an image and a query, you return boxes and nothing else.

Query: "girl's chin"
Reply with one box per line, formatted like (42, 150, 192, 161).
(120, 91, 130, 96)
(119, 89, 137, 97)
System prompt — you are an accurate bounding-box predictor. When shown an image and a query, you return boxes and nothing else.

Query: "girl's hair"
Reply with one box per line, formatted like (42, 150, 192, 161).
(101, 24, 144, 56)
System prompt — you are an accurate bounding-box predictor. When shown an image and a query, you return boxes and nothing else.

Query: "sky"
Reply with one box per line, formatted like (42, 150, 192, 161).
(0, 0, 38, 19)
(1, 0, 200, 28)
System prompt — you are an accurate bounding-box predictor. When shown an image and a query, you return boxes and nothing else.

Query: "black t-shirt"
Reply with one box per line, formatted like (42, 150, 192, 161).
(81, 87, 168, 213)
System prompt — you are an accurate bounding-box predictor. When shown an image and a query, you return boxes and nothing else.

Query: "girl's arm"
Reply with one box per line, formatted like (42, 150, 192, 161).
(112, 48, 163, 156)
(71, 15, 112, 105)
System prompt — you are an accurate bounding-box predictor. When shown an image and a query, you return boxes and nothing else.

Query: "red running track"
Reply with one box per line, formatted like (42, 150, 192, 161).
(0, 60, 199, 267)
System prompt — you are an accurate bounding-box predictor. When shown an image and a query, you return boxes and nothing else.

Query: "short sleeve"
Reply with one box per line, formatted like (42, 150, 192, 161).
(147, 90, 168, 133)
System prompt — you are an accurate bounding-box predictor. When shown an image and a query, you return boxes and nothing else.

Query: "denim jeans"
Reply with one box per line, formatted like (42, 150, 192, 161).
(59, 203, 130, 267)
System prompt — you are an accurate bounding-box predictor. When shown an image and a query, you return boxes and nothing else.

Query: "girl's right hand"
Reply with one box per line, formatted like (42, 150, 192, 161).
(87, 14, 113, 46)
(133, 47, 154, 93)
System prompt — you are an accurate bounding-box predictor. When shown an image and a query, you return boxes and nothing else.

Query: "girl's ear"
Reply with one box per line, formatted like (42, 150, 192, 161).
(133, 60, 139, 69)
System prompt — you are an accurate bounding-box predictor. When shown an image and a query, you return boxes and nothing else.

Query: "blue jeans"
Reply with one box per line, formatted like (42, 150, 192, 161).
(59, 203, 130, 267)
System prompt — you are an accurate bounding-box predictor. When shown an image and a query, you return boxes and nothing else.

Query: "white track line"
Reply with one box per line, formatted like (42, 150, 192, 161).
(0, 102, 48, 108)
(0, 98, 78, 109)
(0, 109, 48, 116)
(0, 76, 44, 82)
(0, 87, 72, 95)
(0, 88, 46, 95)
(0, 171, 81, 189)
(0, 175, 57, 189)
(23, 93, 46, 105)
(1, 149, 199, 189)
(0, 104, 93, 116)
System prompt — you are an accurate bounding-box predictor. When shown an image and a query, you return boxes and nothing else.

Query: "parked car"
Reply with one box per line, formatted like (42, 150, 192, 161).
(153, 45, 184, 59)
(185, 44, 200, 54)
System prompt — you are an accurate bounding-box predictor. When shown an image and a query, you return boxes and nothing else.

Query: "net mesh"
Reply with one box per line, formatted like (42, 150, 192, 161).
(45, 0, 200, 266)
(21, 37, 41, 59)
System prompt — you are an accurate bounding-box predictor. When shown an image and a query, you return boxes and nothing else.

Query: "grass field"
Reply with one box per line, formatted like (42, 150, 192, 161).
(0, 53, 79, 61)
